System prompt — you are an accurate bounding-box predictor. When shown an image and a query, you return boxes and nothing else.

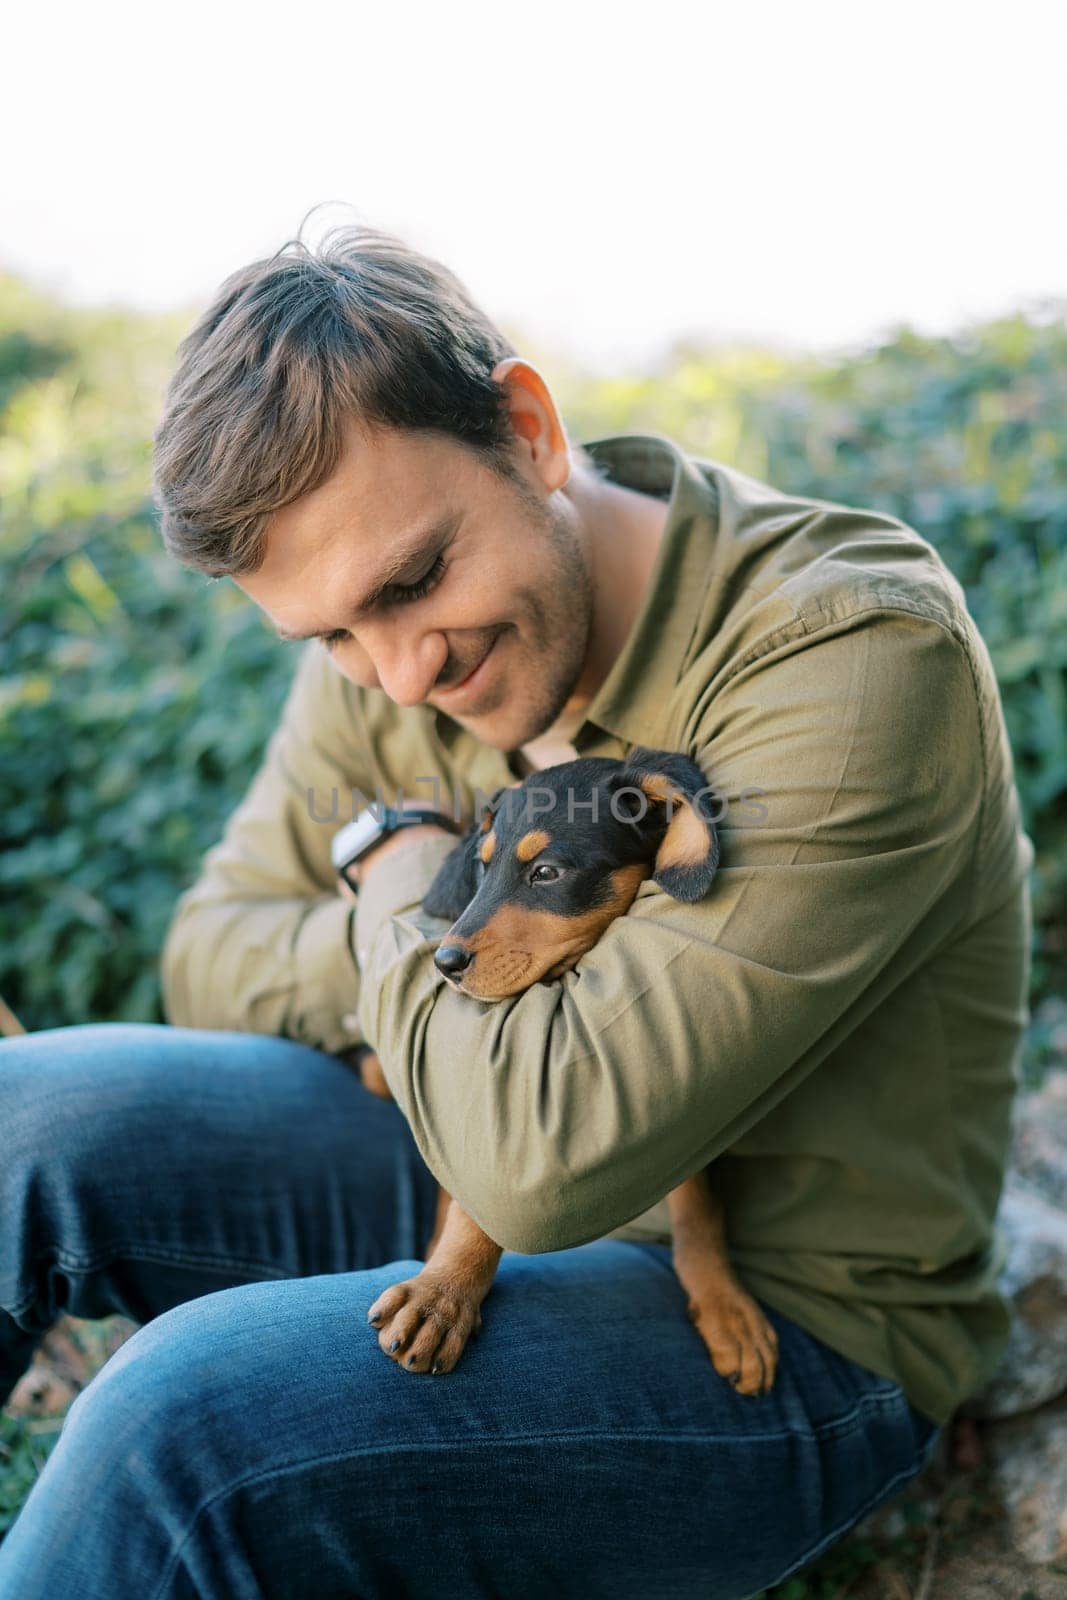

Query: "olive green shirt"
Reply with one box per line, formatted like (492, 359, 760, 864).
(161, 433, 1035, 1427)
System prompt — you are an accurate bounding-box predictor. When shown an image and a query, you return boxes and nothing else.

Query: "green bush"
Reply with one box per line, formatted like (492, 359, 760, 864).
(1, 276, 1064, 1031)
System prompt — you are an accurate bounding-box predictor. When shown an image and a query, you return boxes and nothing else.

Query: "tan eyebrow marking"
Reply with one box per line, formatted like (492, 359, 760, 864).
(480, 831, 496, 864)
(516, 829, 551, 863)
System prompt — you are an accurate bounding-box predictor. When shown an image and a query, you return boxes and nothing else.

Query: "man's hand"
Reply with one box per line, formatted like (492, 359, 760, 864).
(337, 817, 457, 1082)
(350, 1044, 393, 1101)
(337, 818, 455, 899)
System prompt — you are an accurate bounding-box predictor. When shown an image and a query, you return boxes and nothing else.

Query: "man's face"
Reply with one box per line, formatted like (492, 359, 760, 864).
(234, 416, 594, 751)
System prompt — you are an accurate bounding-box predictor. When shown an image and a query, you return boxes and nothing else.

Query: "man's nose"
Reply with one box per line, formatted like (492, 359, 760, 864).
(353, 626, 448, 706)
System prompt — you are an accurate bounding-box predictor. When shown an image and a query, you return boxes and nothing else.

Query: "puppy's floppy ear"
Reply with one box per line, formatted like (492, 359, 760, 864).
(421, 789, 505, 920)
(609, 747, 720, 903)
(421, 828, 483, 920)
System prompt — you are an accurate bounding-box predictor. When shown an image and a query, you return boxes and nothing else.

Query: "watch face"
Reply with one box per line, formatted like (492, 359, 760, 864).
(330, 809, 385, 871)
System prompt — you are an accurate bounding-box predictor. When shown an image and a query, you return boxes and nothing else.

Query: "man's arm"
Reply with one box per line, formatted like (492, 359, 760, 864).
(355, 610, 984, 1253)
(161, 641, 381, 1056)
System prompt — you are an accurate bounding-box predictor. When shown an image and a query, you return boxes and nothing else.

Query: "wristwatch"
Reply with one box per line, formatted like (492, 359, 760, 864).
(330, 804, 461, 889)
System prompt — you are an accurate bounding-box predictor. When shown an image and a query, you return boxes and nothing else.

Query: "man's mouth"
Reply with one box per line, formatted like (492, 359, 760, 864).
(435, 634, 500, 706)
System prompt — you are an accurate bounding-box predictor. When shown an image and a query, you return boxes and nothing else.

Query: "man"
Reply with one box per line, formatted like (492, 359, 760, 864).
(0, 223, 1033, 1598)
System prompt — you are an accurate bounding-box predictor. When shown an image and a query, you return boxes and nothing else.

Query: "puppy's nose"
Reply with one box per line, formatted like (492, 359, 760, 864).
(434, 944, 473, 977)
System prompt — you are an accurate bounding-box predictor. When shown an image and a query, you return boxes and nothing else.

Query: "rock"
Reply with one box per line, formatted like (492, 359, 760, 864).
(3, 1314, 137, 1419)
(984, 1390, 1067, 1565)
(959, 1182, 1067, 1420)
(1011, 1055, 1067, 1210)
(6, 1363, 78, 1417)
(960, 1068, 1067, 1422)
(850, 1066, 1067, 1575)
(959, 1065, 1067, 1568)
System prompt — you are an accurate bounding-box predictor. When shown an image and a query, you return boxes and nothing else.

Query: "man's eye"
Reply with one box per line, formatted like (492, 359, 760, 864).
(320, 555, 447, 651)
(387, 554, 447, 608)
(529, 863, 561, 885)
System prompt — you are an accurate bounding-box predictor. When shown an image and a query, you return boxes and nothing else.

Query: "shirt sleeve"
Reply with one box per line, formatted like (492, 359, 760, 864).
(160, 641, 380, 1057)
(354, 609, 984, 1253)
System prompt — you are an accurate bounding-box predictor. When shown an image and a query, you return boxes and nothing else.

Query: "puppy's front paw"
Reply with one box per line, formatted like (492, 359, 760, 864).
(684, 1280, 779, 1397)
(366, 1269, 486, 1375)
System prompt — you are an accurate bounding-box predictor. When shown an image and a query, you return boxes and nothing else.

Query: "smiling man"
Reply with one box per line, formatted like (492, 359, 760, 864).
(234, 387, 669, 752)
(0, 223, 1034, 1599)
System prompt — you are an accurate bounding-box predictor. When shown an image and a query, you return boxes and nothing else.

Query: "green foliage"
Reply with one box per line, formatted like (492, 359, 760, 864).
(1, 275, 1064, 1032)
(0, 273, 295, 1030)
(0, 1414, 62, 1535)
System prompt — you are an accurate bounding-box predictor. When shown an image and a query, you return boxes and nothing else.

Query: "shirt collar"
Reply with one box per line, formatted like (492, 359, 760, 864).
(433, 431, 719, 758)
(576, 432, 719, 748)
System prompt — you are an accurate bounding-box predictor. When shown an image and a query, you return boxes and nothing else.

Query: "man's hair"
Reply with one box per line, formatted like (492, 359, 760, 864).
(152, 221, 598, 577)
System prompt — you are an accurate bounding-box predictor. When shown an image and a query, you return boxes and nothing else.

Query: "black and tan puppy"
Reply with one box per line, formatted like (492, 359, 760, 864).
(364, 748, 779, 1396)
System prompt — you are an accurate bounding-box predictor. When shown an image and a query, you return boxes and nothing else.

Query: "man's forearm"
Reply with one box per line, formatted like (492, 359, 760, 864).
(161, 885, 365, 1057)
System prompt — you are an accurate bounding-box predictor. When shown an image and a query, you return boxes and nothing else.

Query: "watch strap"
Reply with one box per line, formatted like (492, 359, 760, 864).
(379, 806, 462, 835)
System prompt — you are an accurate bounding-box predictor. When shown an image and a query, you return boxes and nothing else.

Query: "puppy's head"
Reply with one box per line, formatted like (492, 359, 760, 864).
(422, 748, 719, 1000)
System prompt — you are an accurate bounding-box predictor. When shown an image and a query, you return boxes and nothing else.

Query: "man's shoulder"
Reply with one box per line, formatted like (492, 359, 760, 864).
(686, 455, 973, 675)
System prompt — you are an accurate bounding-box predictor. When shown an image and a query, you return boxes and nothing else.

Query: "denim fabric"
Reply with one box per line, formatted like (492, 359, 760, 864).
(0, 1024, 939, 1599)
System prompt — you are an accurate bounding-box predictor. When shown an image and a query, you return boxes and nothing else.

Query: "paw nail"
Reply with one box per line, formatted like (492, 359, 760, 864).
(431, 1363, 441, 1375)
(389, 1339, 400, 1352)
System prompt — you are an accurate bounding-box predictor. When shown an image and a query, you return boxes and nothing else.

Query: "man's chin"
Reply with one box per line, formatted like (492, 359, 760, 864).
(457, 713, 553, 753)
(446, 698, 537, 750)
(435, 644, 580, 752)
(441, 708, 511, 748)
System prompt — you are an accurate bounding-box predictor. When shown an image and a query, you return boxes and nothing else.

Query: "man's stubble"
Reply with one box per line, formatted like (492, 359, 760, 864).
(507, 492, 595, 747)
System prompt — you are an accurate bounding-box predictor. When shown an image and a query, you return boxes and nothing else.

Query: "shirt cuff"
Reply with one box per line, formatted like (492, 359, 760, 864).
(353, 832, 460, 969)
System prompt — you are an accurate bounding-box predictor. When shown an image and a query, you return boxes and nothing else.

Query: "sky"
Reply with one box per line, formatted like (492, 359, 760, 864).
(3, 0, 1065, 373)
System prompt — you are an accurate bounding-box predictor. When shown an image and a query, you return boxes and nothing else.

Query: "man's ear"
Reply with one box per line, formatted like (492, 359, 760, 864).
(609, 747, 720, 903)
(421, 827, 483, 920)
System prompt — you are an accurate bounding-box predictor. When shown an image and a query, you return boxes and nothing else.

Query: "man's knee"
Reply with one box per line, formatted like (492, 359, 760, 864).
(0, 1025, 155, 1231)
(64, 1269, 429, 1481)
(0, 1022, 162, 1141)
(59, 1290, 253, 1488)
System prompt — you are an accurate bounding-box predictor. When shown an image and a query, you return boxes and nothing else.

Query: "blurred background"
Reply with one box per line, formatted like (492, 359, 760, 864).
(2, 0, 1066, 1578)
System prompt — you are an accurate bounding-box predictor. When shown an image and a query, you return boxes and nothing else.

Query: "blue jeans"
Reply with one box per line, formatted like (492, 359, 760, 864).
(0, 1024, 939, 1599)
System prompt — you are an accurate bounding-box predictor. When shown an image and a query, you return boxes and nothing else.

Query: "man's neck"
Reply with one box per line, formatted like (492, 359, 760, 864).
(546, 469, 671, 732)
(512, 472, 670, 774)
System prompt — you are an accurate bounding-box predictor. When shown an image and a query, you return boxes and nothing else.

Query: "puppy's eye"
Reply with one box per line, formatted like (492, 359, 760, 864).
(529, 863, 561, 885)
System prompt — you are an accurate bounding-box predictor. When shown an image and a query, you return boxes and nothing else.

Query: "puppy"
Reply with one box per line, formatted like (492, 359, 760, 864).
(363, 748, 779, 1396)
